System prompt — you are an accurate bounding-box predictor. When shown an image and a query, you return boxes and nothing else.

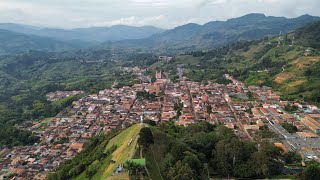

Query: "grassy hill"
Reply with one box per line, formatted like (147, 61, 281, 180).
(48, 124, 146, 180)
(74, 124, 145, 180)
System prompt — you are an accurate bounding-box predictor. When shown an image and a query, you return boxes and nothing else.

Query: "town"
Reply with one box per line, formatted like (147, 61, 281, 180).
(0, 66, 319, 179)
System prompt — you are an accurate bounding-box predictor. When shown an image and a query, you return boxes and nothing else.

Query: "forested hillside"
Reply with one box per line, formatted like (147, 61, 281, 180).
(0, 23, 164, 42)
(0, 29, 84, 55)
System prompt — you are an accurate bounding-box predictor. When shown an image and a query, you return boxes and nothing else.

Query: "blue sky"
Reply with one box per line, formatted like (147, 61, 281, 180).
(0, 0, 319, 29)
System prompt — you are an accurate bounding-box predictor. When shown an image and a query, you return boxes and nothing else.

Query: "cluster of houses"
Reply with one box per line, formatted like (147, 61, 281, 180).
(1, 70, 320, 179)
(46, 90, 85, 101)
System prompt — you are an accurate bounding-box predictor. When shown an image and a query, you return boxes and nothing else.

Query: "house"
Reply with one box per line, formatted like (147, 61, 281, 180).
(69, 143, 84, 152)
(301, 114, 320, 133)
(225, 123, 235, 129)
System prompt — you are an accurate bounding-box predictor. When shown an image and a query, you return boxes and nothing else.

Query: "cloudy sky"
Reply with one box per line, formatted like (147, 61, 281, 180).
(0, 0, 319, 29)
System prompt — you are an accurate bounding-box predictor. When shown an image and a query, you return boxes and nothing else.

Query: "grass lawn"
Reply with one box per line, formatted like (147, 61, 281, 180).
(127, 158, 146, 166)
(174, 55, 201, 65)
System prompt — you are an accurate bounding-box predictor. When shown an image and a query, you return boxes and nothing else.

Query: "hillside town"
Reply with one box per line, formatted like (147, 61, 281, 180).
(0, 68, 319, 179)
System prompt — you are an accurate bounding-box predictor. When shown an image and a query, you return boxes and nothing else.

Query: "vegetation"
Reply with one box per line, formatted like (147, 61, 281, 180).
(282, 123, 298, 133)
(161, 22, 320, 105)
(0, 49, 155, 147)
(95, 124, 144, 179)
(284, 151, 302, 164)
(256, 125, 277, 139)
(0, 126, 39, 148)
(142, 122, 288, 179)
(174, 101, 183, 118)
(284, 104, 298, 113)
(136, 91, 156, 101)
(125, 160, 146, 180)
(300, 162, 320, 180)
(138, 127, 154, 150)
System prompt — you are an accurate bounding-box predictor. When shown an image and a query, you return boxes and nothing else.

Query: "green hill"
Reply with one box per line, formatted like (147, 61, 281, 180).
(49, 121, 300, 179)
(158, 22, 320, 104)
(48, 124, 145, 180)
(0, 29, 83, 55)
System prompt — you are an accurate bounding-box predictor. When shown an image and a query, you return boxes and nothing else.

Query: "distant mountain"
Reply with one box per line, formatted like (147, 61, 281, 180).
(103, 13, 320, 52)
(1, 14, 319, 55)
(0, 29, 83, 55)
(0, 24, 165, 42)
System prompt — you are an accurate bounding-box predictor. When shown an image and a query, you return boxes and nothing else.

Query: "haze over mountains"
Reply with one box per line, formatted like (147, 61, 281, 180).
(0, 23, 165, 42)
(106, 13, 320, 52)
(0, 13, 319, 55)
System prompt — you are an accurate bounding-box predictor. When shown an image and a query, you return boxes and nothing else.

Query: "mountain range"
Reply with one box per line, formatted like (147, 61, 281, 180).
(0, 13, 319, 55)
(0, 23, 165, 42)
(104, 13, 320, 52)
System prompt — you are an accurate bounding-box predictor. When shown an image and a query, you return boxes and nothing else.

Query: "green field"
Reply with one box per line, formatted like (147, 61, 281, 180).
(127, 158, 146, 166)
(74, 124, 145, 180)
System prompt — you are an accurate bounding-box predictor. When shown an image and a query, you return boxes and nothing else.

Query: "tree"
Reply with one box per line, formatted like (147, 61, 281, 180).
(282, 123, 298, 133)
(247, 91, 254, 100)
(170, 143, 188, 162)
(144, 119, 156, 126)
(284, 104, 298, 113)
(250, 151, 270, 176)
(284, 151, 302, 164)
(206, 105, 212, 114)
(167, 161, 197, 180)
(213, 137, 243, 176)
(234, 162, 256, 178)
(86, 162, 99, 178)
(301, 163, 320, 180)
(304, 68, 312, 80)
(151, 76, 156, 83)
(126, 161, 145, 180)
(138, 127, 154, 149)
(182, 151, 202, 174)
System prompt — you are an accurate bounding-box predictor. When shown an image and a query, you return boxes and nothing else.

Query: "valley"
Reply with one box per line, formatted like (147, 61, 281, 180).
(0, 11, 319, 180)
(1, 65, 319, 179)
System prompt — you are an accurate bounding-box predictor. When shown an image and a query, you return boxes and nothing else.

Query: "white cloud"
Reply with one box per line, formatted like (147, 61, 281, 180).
(0, 0, 319, 29)
(92, 15, 166, 27)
